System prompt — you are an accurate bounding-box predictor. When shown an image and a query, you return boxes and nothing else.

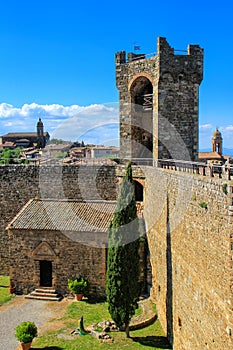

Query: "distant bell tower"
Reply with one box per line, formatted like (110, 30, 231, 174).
(212, 128, 223, 155)
(37, 118, 45, 148)
(115, 37, 204, 161)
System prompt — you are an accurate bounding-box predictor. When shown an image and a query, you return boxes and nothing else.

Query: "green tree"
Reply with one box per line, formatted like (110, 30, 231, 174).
(106, 162, 140, 338)
(50, 138, 66, 145)
(0, 147, 29, 164)
(55, 151, 67, 159)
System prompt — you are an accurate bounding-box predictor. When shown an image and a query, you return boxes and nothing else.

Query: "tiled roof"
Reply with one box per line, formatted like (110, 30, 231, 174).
(7, 199, 117, 232)
(198, 151, 222, 159)
(3, 141, 15, 147)
(2, 132, 49, 137)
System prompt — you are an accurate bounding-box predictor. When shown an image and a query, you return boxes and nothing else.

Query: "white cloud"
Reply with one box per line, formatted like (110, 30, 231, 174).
(199, 123, 212, 130)
(51, 103, 119, 143)
(0, 102, 231, 148)
(0, 102, 119, 145)
(4, 121, 13, 127)
(0, 102, 85, 120)
(220, 125, 233, 132)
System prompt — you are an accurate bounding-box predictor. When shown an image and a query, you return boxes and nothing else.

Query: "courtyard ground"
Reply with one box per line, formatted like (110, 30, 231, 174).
(32, 297, 172, 349)
(0, 285, 172, 350)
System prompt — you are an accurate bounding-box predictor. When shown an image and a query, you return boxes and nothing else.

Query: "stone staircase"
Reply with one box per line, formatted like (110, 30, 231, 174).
(25, 287, 62, 301)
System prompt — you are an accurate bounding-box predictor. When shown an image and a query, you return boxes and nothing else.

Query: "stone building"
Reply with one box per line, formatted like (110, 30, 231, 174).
(0, 118, 50, 149)
(212, 128, 223, 155)
(116, 37, 203, 161)
(7, 194, 149, 298)
(7, 198, 117, 297)
(199, 128, 230, 164)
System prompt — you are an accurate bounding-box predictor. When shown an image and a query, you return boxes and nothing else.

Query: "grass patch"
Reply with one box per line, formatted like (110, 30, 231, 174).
(0, 276, 13, 306)
(222, 183, 228, 195)
(199, 201, 207, 209)
(134, 303, 143, 317)
(32, 301, 172, 350)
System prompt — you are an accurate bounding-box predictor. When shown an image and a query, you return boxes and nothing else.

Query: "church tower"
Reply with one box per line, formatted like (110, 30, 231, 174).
(115, 37, 204, 162)
(212, 128, 223, 155)
(37, 118, 45, 148)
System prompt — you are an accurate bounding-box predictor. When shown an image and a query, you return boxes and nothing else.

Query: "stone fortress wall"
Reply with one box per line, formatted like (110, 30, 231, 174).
(144, 167, 233, 349)
(0, 163, 233, 349)
(119, 164, 233, 350)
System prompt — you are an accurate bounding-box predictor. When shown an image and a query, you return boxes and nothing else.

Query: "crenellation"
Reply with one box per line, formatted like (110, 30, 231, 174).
(115, 50, 126, 65)
(116, 37, 203, 161)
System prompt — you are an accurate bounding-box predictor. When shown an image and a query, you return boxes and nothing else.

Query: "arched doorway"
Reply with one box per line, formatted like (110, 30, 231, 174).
(130, 76, 153, 159)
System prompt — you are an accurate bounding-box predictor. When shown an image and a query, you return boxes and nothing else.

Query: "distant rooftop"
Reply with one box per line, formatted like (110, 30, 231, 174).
(198, 151, 222, 160)
(1, 132, 49, 137)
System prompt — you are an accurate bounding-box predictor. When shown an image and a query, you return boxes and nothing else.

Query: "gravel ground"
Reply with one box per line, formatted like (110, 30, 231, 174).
(0, 296, 54, 350)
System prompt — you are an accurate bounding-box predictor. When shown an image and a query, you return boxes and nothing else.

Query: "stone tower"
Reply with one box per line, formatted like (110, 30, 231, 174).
(212, 128, 223, 155)
(37, 118, 45, 148)
(115, 37, 204, 161)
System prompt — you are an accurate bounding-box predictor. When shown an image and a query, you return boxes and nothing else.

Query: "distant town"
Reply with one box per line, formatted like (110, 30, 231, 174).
(0, 118, 232, 171)
(0, 118, 120, 165)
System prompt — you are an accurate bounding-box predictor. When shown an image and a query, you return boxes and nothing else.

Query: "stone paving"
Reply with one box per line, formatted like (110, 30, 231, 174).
(0, 296, 54, 350)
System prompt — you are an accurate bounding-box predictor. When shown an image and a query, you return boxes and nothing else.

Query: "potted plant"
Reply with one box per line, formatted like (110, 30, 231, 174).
(15, 321, 38, 350)
(9, 283, 15, 294)
(68, 277, 88, 301)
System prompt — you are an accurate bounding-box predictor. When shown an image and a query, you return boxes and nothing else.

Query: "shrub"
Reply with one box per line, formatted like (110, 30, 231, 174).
(68, 277, 88, 294)
(15, 321, 37, 343)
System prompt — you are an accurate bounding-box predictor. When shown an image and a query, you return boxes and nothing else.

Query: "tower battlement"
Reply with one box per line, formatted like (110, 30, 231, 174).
(116, 37, 204, 162)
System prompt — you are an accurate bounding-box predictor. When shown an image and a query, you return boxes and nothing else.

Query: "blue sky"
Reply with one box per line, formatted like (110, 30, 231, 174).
(0, 0, 232, 149)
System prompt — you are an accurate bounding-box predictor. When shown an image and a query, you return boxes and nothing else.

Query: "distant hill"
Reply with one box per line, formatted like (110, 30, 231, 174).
(199, 148, 233, 157)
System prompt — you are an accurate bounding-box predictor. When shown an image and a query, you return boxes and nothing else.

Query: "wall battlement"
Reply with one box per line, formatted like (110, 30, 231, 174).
(116, 37, 203, 78)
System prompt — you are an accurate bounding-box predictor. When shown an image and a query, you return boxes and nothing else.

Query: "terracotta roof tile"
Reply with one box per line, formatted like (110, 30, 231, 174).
(198, 152, 222, 159)
(8, 199, 117, 232)
(1, 132, 49, 138)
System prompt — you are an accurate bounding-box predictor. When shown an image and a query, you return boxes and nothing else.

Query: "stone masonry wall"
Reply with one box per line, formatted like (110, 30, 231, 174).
(143, 166, 233, 349)
(8, 228, 107, 297)
(1, 162, 233, 348)
(0, 164, 117, 274)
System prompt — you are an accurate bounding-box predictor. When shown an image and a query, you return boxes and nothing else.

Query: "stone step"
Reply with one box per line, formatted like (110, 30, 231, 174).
(25, 288, 63, 301)
(31, 291, 59, 297)
(25, 294, 62, 301)
(34, 288, 57, 294)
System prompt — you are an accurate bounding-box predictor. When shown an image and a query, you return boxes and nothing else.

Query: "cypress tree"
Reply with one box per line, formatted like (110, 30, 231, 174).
(106, 162, 140, 338)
